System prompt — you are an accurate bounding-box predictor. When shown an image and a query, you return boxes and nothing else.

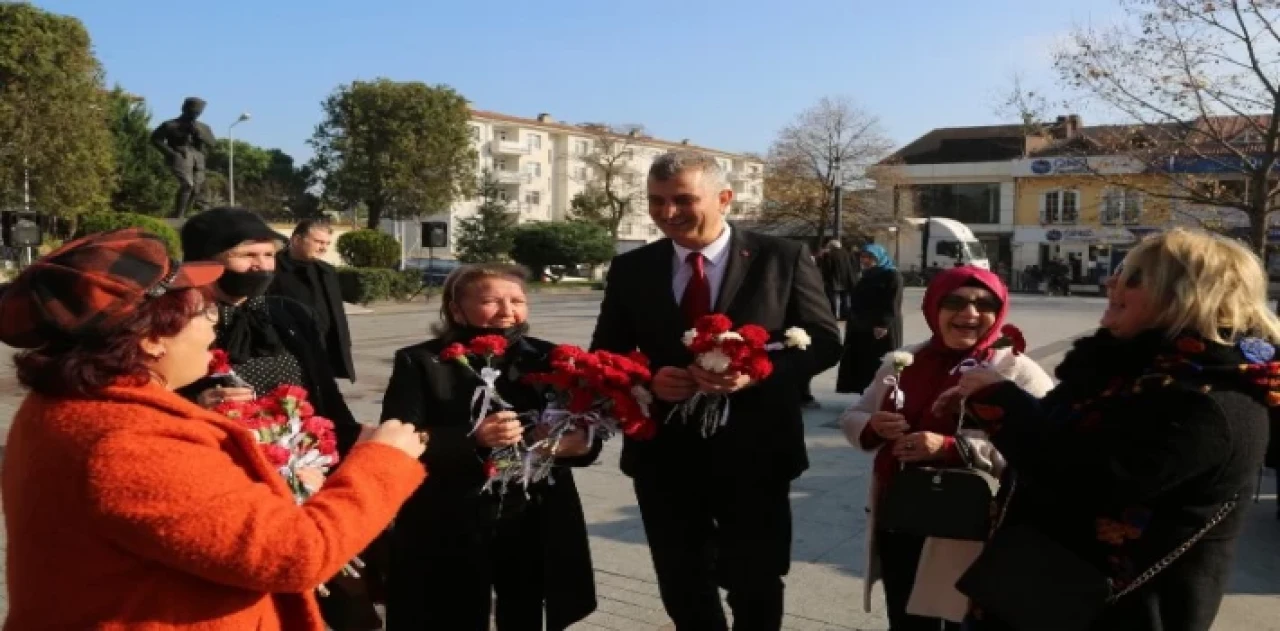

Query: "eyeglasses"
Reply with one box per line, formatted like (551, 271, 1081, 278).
(938, 294, 1002, 314)
(202, 303, 221, 323)
(1111, 264, 1142, 288)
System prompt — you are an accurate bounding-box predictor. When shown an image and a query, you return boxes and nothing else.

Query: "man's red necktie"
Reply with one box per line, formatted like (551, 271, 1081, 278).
(681, 251, 711, 326)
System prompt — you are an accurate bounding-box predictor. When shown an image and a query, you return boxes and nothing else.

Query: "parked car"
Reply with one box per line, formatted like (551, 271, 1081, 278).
(401, 257, 461, 287)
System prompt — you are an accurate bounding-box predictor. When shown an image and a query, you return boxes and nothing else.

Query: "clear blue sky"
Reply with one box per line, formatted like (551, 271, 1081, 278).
(34, 0, 1122, 163)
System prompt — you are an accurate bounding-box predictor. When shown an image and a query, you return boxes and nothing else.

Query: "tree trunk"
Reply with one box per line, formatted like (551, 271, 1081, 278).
(1250, 168, 1272, 258)
(366, 199, 384, 230)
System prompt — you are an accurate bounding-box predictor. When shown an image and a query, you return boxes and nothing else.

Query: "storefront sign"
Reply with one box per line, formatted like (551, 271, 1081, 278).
(1014, 226, 1152, 245)
(1015, 156, 1143, 177)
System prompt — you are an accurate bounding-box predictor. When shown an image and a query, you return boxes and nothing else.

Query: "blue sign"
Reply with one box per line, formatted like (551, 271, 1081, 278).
(1030, 160, 1052, 175)
(1045, 229, 1063, 242)
(1164, 155, 1278, 174)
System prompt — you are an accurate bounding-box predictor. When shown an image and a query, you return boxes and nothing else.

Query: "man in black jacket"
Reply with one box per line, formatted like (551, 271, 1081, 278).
(269, 219, 356, 381)
(590, 151, 841, 630)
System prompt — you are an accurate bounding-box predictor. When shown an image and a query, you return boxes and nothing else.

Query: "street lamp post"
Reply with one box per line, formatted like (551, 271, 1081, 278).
(228, 112, 251, 206)
(832, 155, 844, 244)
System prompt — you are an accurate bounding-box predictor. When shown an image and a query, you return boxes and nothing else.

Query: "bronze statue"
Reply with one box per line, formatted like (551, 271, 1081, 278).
(152, 97, 216, 218)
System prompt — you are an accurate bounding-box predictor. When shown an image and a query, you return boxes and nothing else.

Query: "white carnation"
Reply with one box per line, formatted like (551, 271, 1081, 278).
(889, 351, 914, 369)
(696, 349, 732, 373)
(716, 331, 744, 343)
(783, 327, 811, 350)
(682, 329, 697, 347)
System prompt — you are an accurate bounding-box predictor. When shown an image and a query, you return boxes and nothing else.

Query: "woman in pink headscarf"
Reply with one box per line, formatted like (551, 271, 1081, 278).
(838, 266, 1054, 630)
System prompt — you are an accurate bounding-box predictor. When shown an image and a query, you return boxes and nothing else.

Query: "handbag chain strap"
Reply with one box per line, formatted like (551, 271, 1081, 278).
(994, 472, 1238, 603)
(1108, 496, 1237, 601)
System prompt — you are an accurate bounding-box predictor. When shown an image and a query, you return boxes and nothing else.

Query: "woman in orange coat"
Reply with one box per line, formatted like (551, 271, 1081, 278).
(0, 228, 428, 631)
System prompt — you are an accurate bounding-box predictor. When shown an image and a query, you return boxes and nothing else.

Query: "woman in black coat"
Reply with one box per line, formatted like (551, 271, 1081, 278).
(380, 263, 600, 631)
(175, 208, 377, 630)
(837, 243, 904, 394)
(948, 229, 1277, 631)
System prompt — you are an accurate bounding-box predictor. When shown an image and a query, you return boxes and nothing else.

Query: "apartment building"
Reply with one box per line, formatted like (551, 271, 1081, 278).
(407, 110, 763, 256)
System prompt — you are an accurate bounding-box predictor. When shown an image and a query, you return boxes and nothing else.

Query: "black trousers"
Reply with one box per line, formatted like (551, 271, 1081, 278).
(876, 530, 963, 631)
(633, 474, 792, 631)
(385, 509, 547, 631)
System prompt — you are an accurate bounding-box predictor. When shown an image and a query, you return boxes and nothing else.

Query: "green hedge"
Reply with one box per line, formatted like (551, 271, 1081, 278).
(336, 229, 401, 268)
(77, 212, 183, 258)
(337, 268, 422, 304)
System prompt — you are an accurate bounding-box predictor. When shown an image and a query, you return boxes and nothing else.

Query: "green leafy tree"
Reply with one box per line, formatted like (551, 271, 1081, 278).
(205, 140, 315, 216)
(106, 87, 176, 215)
(510, 221, 614, 280)
(455, 173, 516, 263)
(308, 78, 477, 229)
(0, 3, 116, 227)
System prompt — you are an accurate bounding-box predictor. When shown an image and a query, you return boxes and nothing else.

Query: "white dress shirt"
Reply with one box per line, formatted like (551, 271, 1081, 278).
(671, 224, 733, 310)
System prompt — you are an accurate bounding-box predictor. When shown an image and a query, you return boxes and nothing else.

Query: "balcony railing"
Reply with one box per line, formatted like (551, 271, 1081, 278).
(492, 139, 531, 156)
(729, 169, 757, 183)
(493, 170, 532, 185)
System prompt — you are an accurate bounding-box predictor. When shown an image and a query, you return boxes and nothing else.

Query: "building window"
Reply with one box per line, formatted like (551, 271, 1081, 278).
(574, 166, 587, 181)
(648, 225, 659, 236)
(525, 191, 541, 206)
(1042, 189, 1079, 224)
(469, 126, 480, 141)
(575, 140, 590, 156)
(1101, 188, 1142, 225)
(526, 162, 542, 177)
(912, 183, 1001, 224)
(529, 135, 541, 149)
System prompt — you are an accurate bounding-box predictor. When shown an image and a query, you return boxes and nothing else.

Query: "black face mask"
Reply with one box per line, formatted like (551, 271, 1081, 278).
(218, 270, 275, 299)
(452, 321, 529, 343)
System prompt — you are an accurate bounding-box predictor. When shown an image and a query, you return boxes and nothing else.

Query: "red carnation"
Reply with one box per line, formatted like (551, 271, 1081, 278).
(439, 343, 467, 362)
(263, 444, 292, 468)
(999, 324, 1028, 355)
(207, 349, 233, 375)
(317, 437, 338, 457)
(302, 416, 334, 437)
(297, 401, 315, 418)
(270, 384, 309, 403)
(744, 354, 774, 381)
(628, 351, 650, 368)
(737, 324, 770, 348)
(469, 335, 509, 357)
(483, 458, 498, 479)
(697, 314, 733, 335)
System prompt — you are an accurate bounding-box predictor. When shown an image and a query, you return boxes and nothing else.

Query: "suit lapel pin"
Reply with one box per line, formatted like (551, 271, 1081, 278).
(741, 249, 750, 257)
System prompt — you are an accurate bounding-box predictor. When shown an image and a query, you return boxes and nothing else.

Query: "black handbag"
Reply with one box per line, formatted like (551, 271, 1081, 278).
(878, 435, 999, 541)
(955, 475, 1238, 631)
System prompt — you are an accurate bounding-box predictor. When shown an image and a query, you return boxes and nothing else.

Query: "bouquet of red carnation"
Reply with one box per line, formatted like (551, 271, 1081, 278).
(520, 345, 657, 484)
(675, 314, 812, 437)
(991, 324, 1027, 355)
(436, 335, 529, 494)
(212, 384, 359, 596)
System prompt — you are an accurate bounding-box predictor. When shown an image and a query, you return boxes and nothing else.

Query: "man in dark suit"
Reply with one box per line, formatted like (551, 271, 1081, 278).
(590, 151, 841, 630)
(268, 219, 356, 381)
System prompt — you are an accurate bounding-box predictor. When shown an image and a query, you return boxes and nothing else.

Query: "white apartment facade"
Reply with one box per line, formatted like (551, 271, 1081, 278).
(397, 110, 764, 257)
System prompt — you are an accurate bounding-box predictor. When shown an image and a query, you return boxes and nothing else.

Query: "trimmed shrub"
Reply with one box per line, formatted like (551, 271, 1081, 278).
(337, 268, 423, 304)
(336, 229, 400, 268)
(77, 212, 182, 258)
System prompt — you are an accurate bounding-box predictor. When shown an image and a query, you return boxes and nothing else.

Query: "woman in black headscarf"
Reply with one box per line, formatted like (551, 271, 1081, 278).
(176, 207, 379, 630)
(837, 244, 904, 394)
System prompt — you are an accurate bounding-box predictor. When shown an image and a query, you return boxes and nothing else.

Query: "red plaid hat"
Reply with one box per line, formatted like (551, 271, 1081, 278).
(0, 228, 224, 349)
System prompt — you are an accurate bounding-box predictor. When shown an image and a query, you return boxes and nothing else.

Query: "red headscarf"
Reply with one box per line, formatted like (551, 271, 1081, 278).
(872, 266, 1010, 478)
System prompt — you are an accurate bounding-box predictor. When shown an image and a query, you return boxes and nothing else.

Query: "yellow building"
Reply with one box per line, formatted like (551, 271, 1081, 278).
(1011, 156, 1177, 284)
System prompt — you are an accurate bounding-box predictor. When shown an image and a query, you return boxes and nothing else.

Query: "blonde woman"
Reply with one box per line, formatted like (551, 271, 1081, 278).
(947, 228, 1279, 631)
